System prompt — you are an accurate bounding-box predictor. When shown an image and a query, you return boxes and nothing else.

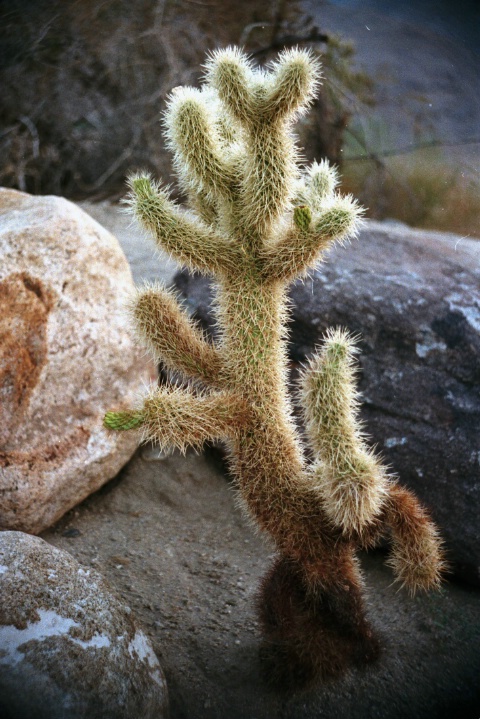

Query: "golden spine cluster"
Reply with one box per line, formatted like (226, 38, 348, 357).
(105, 47, 444, 686)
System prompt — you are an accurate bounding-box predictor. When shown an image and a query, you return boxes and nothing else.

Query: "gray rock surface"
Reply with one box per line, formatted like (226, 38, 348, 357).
(0, 531, 168, 719)
(40, 446, 480, 719)
(0, 189, 155, 533)
(173, 220, 480, 584)
(79, 201, 179, 286)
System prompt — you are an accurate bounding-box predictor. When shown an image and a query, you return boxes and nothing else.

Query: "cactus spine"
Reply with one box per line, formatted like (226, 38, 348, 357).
(105, 47, 444, 686)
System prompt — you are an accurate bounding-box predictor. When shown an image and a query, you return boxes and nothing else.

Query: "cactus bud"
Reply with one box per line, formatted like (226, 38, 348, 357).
(293, 205, 312, 232)
(104, 410, 144, 431)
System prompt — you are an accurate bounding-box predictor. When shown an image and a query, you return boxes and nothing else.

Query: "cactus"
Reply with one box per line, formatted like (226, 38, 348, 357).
(105, 47, 444, 687)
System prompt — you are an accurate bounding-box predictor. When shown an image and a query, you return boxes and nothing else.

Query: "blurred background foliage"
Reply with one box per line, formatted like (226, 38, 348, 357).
(1, 0, 479, 235)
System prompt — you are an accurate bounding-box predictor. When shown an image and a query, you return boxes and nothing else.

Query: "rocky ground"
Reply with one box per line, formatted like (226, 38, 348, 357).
(41, 445, 480, 719)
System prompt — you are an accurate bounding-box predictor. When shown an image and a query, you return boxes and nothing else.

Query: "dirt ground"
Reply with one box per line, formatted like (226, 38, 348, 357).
(41, 444, 480, 719)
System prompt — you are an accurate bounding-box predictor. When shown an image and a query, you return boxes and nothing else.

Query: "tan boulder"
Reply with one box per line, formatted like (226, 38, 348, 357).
(0, 188, 154, 533)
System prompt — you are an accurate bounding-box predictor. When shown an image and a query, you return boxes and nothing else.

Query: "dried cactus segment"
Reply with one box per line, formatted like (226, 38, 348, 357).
(257, 554, 380, 689)
(385, 483, 446, 594)
(301, 328, 389, 534)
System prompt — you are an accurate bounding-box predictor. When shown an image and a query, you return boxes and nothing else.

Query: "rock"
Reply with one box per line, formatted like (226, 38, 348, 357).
(0, 188, 155, 534)
(0, 531, 168, 719)
(173, 220, 480, 585)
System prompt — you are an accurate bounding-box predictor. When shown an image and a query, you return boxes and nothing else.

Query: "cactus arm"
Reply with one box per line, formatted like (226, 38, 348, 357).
(165, 87, 237, 204)
(140, 386, 250, 452)
(105, 387, 249, 453)
(300, 328, 389, 534)
(262, 48, 320, 120)
(238, 50, 319, 239)
(238, 124, 298, 243)
(131, 285, 224, 387)
(304, 160, 340, 210)
(127, 174, 241, 275)
(384, 483, 446, 594)
(206, 48, 321, 244)
(205, 47, 256, 126)
(260, 195, 362, 282)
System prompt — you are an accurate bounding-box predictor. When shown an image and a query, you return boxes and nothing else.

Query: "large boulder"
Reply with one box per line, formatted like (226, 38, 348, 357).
(0, 531, 168, 719)
(174, 220, 480, 585)
(0, 189, 154, 534)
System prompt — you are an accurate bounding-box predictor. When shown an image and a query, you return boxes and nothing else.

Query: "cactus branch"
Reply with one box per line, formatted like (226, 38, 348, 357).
(300, 329, 389, 534)
(238, 124, 297, 241)
(260, 224, 328, 282)
(165, 87, 237, 203)
(140, 386, 250, 453)
(104, 410, 144, 431)
(305, 159, 339, 209)
(205, 46, 256, 125)
(131, 285, 223, 386)
(127, 174, 241, 275)
(260, 195, 362, 282)
(262, 48, 321, 120)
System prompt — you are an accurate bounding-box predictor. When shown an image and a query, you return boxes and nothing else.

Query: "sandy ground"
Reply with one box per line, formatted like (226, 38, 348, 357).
(41, 445, 480, 719)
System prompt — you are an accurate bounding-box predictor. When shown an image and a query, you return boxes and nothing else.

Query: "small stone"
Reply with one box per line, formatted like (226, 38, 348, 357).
(62, 528, 81, 538)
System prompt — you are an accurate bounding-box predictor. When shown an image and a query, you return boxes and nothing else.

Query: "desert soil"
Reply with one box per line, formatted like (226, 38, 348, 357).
(41, 445, 480, 719)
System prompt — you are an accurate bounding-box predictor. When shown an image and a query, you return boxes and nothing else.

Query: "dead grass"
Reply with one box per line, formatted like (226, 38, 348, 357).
(341, 151, 480, 238)
(0, 0, 355, 201)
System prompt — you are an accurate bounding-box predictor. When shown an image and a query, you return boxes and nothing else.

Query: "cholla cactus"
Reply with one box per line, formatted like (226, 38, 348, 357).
(105, 47, 444, 687)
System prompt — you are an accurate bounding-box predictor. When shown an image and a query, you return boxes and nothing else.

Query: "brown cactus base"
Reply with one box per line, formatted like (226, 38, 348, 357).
(257, 555, 381, 690)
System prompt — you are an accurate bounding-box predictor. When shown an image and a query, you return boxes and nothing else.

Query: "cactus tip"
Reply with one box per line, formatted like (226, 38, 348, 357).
(104, 410, 144, 431)
(293, 205, 312, 232)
